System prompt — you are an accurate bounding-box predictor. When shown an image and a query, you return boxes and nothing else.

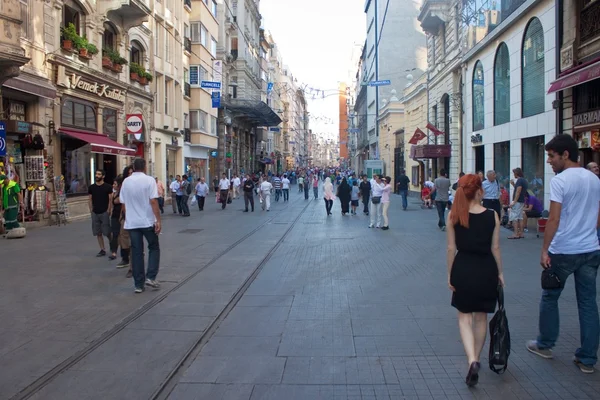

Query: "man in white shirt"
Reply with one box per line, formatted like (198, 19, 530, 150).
(219, 173, 230, 210)
(369, 174, 384, 228)
(120, 158, 162, 294)
(527, 134, 600, 374)
(194, 177, 209, 211)
(260, 177, 273, 211)
(281, 174, 291, 202)
(169, 176, 180, 214)
(232, 175, 241, 199)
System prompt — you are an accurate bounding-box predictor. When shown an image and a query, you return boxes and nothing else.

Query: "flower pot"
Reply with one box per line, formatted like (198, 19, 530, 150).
(111, 64, 123, 73)
(102, 57, 112, 69)
(138, 76, 148, 85)
(130, 72, 139, 81)
(62, 40, 73, 51)
(78, 47, 90, 59)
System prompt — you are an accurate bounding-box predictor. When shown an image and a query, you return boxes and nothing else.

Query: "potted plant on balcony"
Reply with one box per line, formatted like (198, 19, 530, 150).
(129, 62, 142, 81)
(60, 23, 78, 51)
(75, 36, 90, 58)
(110, 55, 128, 73)
(139, 71, 152, 86)
(87, 43, 99, 57)
(102, 48, 113, 69)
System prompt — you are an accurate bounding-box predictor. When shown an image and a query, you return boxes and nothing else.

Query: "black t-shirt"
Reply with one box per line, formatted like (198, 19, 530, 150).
(397, 175, 410, 191)
(88, 183, 113, 214)
(243, 179, 255, 192)
(514, 177, 528, 203)
(111, 192, 122, 219)
(359, 181, 371, 196)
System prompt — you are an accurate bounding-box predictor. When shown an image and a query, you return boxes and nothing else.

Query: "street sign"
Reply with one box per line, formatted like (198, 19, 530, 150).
(267, 82, 274, 93)
(212, 91, 221, 108)
(210, 150, 218, 157)
(348, 128, 359, 133)
(269, 127, 280, 132)
(0, 121, 6, 157)
(368, 80, 391, 87)
(201, 81, 221, 89)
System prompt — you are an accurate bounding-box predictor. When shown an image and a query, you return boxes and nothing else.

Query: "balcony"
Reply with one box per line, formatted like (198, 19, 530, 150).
(184, 0, 191, 11)
(184, 37, 191, 53)
(581, 1, 600, 44)
(184, 82, 191, 97)
(0, 0, 30, 81)
(418, 0, 449, 35)
(184, 128, 191, 143)
(102, 0, 151, 28)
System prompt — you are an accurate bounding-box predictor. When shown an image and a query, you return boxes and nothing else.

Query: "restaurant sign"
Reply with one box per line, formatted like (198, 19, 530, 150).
(67, 74, 125, 102)
(574, 110, 600, 126)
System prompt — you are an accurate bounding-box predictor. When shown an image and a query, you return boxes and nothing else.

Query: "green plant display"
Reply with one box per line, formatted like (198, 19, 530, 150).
(60, 23, 78, 42)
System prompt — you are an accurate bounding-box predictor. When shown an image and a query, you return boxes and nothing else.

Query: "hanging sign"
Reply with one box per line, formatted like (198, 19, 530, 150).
(126, 114, 143, 135)
(0, 121, 6, 156)
(212, 91, 221, 108)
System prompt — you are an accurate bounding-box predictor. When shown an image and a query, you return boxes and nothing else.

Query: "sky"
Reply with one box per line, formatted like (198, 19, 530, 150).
(260, 0, 366, 141)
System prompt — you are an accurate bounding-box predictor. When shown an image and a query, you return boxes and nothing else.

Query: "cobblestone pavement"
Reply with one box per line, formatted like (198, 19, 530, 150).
(2, 189, 600, 399)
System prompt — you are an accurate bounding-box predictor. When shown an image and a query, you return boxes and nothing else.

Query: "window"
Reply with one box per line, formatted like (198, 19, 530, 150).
(210, 37, 217, 56)
(63, 3, 81, 34)
(191, 22, 201, 43)
(472, 60, 484, 131)
(103, 23, 117, 51)
(522, 18, 545, 118)
(20, 0, 30, 39)
(493, 141, 510, 188)
(184, 68, 189, 84)
(165, 28, 170, 62)
(130, 40, 143, 65)
(184, 23, 190, 39)
(411, 166, 419, 187)
(521, 136, 545, 205)
(155, 25, 160, 56)
(164, 79, 169, 115)
(211, 116, 217, 135)
(212, 0, 218, 17)
(494, 42, 510, 125)
(201, 25, 208, 47)
(155, 75, 161, 112)
(62, 138, 91, 196)
(62, 99, 96, 131)
(189, 110, 207, 131)
(189, 65, 207, 86)
(103, 108, 117, 140)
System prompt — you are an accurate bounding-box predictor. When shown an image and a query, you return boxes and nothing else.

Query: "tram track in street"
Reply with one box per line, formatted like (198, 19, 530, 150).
(13, 195, 312, 400)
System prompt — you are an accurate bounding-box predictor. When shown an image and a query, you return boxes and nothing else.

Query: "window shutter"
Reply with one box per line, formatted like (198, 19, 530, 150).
(522, 18, 545, 118)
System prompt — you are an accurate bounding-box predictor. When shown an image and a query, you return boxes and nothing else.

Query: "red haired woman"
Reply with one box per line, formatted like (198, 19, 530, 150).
(446, 174, 505, 387)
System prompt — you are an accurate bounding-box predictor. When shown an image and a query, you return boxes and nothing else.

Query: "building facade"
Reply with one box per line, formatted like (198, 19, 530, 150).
(377, 90, 404, 185)
(402, 73, 428, 194)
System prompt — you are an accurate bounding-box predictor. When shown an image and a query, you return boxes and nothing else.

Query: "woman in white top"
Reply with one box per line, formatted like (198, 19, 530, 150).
(323, 177, 335, 216)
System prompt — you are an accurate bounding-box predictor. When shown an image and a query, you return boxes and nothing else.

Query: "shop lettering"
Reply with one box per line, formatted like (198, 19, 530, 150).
(69, 74, 125, 102)
(574, 110, 600, 126)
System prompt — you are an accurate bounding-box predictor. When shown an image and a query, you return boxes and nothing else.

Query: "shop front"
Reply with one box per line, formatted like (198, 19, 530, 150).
(53, 66, 135, 219)
(184, 145, 209, 182)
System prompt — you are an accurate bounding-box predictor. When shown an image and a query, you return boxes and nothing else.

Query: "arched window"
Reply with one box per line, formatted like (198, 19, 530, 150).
(62, 99, 96, 131)
(522, 18, 545, 118)
(130, 40, 144, 65)
(494, 43, 510, 125)
(103, 23, 117, 51)
(62, 1, 82, 34)
(472, 61, 484, 131)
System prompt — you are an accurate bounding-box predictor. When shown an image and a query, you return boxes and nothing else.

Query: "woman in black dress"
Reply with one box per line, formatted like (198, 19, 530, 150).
(336, 178, 351, 215)
(447, 174, 504, 387)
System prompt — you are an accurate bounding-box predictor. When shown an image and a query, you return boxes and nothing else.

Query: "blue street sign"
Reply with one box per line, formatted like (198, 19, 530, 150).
(0, 121, 6, 157)
(368, 80, 391, 87)
(212, 91, 221, 108)
(269, 127, 280, 132)
(201, 81, 221, 89)
(210, 150, 218, 157)
(267, 82, 274, 93)
(348, 128, 359, 133)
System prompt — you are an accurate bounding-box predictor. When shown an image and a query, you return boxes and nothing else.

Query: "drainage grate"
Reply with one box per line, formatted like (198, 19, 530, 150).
(178, 229, 204, 234)
(272, 222, 290, 225)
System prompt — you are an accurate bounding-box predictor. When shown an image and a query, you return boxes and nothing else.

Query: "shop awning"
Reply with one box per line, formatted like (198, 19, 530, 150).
(224, 99, 282, 126)
(3, 73, 56, 100)
(548, 58, 600, 94)
(59, 128, 135, 156)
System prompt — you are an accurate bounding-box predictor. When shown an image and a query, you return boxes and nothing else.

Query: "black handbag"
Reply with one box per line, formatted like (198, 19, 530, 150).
(371, 196, 381, 204)
(541, 269, 562, 290)
(489, 286, 510, 374)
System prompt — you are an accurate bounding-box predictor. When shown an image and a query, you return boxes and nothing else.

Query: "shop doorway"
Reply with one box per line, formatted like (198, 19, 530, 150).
(99, 154, 117, 184)
(474, 146, 485, 174)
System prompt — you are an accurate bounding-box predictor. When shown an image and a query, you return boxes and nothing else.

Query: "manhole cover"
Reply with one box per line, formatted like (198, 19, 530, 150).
(178, 229, 204, 234)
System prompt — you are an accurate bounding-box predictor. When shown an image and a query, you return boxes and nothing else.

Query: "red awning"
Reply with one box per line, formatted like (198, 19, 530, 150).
(548, 58, 600, 93)
(59, 128, 135, 155)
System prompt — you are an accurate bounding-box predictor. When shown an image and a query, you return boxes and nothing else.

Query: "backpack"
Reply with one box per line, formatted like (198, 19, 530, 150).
(185, 181, 192, 195)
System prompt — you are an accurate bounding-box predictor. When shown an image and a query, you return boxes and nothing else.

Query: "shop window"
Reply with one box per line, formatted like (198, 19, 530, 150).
(574, 79, 600, 113)
(494, 42, 510, 125)
(103, 108, 117, 140)
(522, 136, 545, 205)
(522, 18, 545, 118)
(130, 40, 144, 65)
(103, 22, 117, 50)
(62, 138, 91, 196)
(472, 60, 485, 131)
(493, 141, 511, 188)
(63, 2, 81, 34)
(62, 99, 96, 131)
(411, 166, 419, 187)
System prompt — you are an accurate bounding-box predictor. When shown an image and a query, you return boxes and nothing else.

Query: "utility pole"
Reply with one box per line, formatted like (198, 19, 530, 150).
(374, 0, 379, 160)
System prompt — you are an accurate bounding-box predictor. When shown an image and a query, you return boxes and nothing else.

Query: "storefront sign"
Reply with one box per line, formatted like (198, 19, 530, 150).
(68, 74, 125, 102)
(4, 120, 32, 134)
(0, 121, 6, 156)
(574, 110, 600, 126)
(126, 114, 143, 135)
(91, 145, 132, 156)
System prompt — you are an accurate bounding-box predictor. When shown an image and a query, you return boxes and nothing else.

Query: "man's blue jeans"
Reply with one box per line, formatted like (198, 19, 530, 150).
(537, 250, 600, 366)
(283, 189, 289, 201)
(399, 190, 408, 210)
(313, 187, 318, 199)
(129, 227, 160, 289)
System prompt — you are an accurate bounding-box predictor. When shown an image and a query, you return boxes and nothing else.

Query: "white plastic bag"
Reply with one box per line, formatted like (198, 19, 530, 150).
(190, 196, 197, 205)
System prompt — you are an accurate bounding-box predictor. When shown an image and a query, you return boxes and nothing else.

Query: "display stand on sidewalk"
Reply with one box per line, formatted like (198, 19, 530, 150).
(51, 176, 68, 226)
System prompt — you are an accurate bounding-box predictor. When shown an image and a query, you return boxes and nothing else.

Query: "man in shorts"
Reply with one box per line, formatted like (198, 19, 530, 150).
(508, 167, 528, 239)
(88, 170, 113, 256)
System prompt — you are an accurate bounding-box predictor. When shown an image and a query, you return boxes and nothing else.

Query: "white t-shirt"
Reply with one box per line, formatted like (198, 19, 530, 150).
(169, 181, 179, 193)
(549, 167, 600, 255)
(371, 180, 384, 197)
(219, 178, 230, 190)
(233, 177, 241, 187)
(260, 181, 273, 193)
(282, 178, 290, 189)
(120, 172, 159, 230)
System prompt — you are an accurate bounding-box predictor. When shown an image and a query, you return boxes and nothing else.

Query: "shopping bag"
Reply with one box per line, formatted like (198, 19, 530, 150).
(190, 196, 197, 206)
(489, 286, 510, 374)
(216, 193, 221, 203)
